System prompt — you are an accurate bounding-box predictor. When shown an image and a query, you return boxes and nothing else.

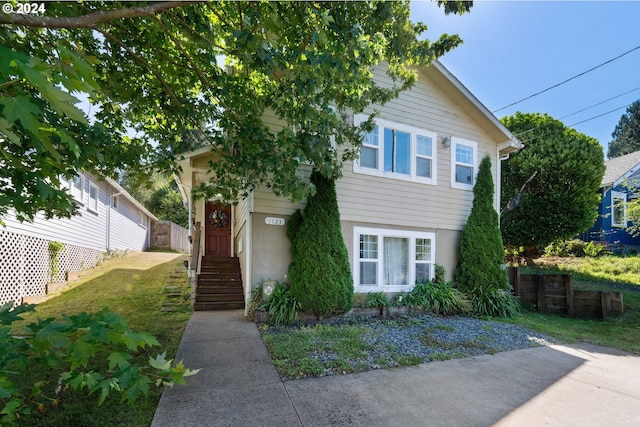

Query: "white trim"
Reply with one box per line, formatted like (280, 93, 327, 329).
(450, 137, 478, 191)
(87, 181, 99, 213)
(611, 190, 627, 228)
(353, 115, 437, 185)
(353, 226, 435, 293)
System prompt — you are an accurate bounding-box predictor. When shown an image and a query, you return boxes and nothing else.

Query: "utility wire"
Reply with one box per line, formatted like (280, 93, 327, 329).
(492, 44, 640, 113)
(511, 85, 640, 139)
(516, 102, 633, 146)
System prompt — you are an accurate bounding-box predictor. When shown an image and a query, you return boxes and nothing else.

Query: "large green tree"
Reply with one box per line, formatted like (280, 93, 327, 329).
(1, 1, 471, 224)
(607, 100, 640, 159)
(501, 112, 605, 248)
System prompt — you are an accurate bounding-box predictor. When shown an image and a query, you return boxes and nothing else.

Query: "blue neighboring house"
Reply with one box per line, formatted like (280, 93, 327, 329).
(582, 150, 640, 247)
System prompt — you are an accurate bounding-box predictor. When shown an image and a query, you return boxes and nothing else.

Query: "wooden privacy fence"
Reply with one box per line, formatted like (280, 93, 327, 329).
(150, 221, 190, 253)
(508, 267, 624, 319)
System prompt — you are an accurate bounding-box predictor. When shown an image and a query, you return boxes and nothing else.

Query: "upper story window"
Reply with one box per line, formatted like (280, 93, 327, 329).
(612, 191, 627, 228)
(451, 138, 478, 190)
(64, 174, 85, 203)
(354, 116, 437, 185)
(88, 182, 99, 213)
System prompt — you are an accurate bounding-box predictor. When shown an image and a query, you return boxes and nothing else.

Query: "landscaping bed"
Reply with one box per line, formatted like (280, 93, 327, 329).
(260, 314, 554, 380)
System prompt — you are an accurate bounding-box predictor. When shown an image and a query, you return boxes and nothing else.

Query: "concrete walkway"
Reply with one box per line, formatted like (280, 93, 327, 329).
(152, 311, 640, 427)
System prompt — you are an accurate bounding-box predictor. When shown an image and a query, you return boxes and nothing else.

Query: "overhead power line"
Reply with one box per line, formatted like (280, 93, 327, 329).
(492, 44, 640, 113)
(512, 85, 640, 139)
(516, 102, 633, 146)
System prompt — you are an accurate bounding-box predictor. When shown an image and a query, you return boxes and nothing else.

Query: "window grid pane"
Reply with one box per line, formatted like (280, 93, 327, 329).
(364, 125, 379, 147)
(456, 144, 473, 165)
(360, 235, 378, 259)
(417, 135, 432, 157)
(415, 238, 431, 261)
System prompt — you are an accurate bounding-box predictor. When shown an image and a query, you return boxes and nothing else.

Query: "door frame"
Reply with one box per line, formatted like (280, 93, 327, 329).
(203, 201, 234, 257)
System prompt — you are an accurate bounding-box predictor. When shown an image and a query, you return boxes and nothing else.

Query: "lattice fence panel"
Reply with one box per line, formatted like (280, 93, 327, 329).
(0, 230, 103, 306)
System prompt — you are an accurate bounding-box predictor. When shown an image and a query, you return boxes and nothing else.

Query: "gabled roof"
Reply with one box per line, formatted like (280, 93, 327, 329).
(602, 151, 640, 187)
(104, 176, 159, 221)
(427, 60, 523, 155)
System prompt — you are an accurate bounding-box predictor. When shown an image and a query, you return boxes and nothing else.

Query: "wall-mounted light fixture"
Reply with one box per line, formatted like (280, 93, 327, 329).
(439, 136, 451, 148)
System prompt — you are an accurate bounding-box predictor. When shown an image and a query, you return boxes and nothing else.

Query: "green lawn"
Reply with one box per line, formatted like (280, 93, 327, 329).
(7, 252, 192, 427)
(502, 255, 640, 354)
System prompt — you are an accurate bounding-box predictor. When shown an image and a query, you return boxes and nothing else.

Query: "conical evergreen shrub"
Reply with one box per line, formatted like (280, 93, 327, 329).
(455, 156, 518, 316)
(287, 170, 353, 318)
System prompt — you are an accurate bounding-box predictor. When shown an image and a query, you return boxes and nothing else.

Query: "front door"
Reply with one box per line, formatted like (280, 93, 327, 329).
(205, 202, 231, 257)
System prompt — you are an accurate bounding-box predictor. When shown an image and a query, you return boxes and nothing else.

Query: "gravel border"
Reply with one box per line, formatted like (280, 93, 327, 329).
(261, 314, 556, 380)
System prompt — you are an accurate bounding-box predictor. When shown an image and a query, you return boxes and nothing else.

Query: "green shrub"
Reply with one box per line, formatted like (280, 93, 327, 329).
(364, 292, 390, 309)
(433, 264, 446, 283)
(544, 239, 587, 257)
(48, 240, 65, 282)
(405, 281, 471, 315)
(288, 171, 353, 318)
(260, 282, 301, 325)
(469, 287, 520, 318)
(583, 241, 608, 258)
(247, 284, 265, 315)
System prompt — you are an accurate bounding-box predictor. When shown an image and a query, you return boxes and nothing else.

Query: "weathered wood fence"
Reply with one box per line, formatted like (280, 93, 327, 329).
(150, 221, 190, 253)
(508, 267, 624, 319)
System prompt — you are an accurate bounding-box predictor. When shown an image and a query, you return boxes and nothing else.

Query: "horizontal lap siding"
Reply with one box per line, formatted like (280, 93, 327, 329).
(109, 196, 150, 251)
(3, 177, 109, 251)
(338, 66, 499, 231)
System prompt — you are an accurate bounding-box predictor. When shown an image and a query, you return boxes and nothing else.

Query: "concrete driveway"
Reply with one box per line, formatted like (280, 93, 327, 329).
(152, 311, 640, 427)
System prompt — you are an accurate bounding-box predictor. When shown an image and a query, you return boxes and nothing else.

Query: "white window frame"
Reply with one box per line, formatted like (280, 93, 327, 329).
(612, 191, 627, 228)
(353, 227, 436, 293)
(65, 174, 84, 203)
(450, 137, 478, 190)
(353, 115, 437, 185)
(112, 195, 119, 210)
(88, 182, 99, 213)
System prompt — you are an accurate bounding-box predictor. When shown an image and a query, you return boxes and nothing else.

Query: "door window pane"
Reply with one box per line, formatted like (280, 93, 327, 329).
(384, 237, 408, 286)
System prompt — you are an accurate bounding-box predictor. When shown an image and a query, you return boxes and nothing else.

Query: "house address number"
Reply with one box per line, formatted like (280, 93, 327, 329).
(265, 217, 285, 226)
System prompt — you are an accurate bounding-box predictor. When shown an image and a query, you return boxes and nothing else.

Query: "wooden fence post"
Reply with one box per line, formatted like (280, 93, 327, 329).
(537, 274, 545, 312)
(565, 274, 573, 316)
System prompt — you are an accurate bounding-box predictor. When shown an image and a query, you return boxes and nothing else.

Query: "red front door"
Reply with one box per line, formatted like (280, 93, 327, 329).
(205, 202, 231, 257)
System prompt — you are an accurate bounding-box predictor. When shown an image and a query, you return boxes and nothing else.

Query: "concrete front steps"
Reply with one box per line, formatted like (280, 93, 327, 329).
(194, 256, 244, 311)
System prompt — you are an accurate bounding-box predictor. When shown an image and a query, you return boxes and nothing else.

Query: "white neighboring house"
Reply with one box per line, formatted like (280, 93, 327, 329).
(0, 173, 158, 305)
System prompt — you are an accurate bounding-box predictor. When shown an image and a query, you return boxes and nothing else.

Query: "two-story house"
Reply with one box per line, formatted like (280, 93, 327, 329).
(175, 60, 522, 311)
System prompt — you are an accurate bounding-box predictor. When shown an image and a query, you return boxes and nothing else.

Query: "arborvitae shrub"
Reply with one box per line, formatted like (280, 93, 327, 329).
(287, 170, 353, 317)
(456, 156, 518, 316)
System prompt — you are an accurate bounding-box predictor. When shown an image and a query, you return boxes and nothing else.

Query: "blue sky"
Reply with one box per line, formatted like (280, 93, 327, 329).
(410, 1, 640, 157)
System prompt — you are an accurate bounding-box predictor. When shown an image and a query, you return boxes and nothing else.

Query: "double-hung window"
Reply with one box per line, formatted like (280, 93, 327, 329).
(65, 174, 84, 203)
(354, 227, 435, 292)
(451, 138, 477, 190)
(612, 191, 627, 228)
(355, 116, 436, 185)
(88, 182, 99, 213)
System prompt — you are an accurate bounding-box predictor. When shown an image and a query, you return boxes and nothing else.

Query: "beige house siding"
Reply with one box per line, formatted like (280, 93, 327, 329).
(338, 65, 500, 232)
(250, 212, 292, 286)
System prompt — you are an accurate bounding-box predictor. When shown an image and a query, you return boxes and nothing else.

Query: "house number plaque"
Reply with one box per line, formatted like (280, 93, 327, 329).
(265, 217, 285, 226)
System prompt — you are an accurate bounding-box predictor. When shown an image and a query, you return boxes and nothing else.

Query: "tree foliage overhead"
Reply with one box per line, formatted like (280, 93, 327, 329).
(500, 112, 605, 248)
(0, 1, 471, 223)
(607, 100, 640, 159)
